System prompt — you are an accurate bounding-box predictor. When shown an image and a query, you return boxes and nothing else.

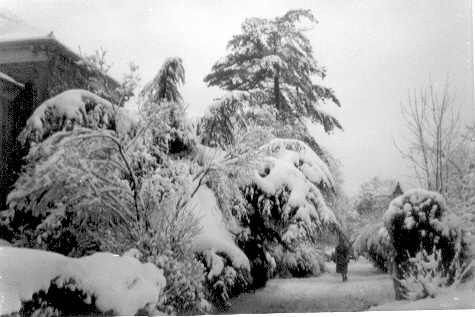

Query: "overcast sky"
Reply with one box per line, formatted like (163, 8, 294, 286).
(1, 0, 473, 194)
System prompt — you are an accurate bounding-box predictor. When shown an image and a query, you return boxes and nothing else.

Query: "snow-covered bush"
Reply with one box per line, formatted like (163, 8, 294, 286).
(3, 88, 240, 313)
(132, 165, 210, 315)
(0, 247, 166, 316)
(199, 251, 251, 312)
(398, 249, 473, 300)
(234, 137, 340, 283)
(3, 128, 143, 256)
(134, 158, 253, 313)
(146, 249, 208, 315)
(18, 89, 138, 147)
(140, 100, 196, 159)
(354, 223, 394, 272)
(270, 243, 326, 277)
(383, 189, 472, 299)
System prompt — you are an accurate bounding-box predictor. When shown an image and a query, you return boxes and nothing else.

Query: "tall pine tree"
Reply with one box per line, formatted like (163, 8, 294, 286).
(142, 57, 185, 104)
(204, 9, 341, 132)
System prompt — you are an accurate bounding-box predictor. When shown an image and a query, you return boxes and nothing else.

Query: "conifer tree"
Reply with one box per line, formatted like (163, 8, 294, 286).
(204, 9, 341, 132)
(142, 57, 185, 103)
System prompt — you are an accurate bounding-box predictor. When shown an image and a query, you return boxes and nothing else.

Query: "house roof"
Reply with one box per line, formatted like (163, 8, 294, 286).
(0, 34, 119, 88)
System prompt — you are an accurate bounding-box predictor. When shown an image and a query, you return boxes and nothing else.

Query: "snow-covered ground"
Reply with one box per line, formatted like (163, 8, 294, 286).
(228, 258, 395, 314)
(372, 288, 475, 311)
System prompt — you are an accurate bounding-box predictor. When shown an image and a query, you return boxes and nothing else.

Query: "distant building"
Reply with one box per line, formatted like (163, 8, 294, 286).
(391, 182, 404, 199)
(0, 34, 118, 208)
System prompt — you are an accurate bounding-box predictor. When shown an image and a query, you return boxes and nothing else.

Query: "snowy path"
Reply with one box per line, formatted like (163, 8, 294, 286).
(228, 259, 395, 314)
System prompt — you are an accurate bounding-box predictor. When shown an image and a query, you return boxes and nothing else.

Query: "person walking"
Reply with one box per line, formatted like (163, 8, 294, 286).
(334, 236, 350, 282)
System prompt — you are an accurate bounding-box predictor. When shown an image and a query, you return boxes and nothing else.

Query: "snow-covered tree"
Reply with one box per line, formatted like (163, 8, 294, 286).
(198, 91, 333, 171)
(355, 177, 399, 218)
(78, 48, 141, 105)
(397, 82, 461, 194)
(141, 57, 185, 104)
(446, 125, 475, 235)
(204, 9, 341, 132)
(353, 222, 393, 272)
(231, 137, 341, 284)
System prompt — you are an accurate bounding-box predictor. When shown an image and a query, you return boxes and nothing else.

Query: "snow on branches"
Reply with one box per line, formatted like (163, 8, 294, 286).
(260, 138, 334, 189)
(7, 128, 141, 227)
(252, 138, 338, 230)
(19, 89, 138, 146)
(189, 185, 250, 272)
(204, 9, 341, 132)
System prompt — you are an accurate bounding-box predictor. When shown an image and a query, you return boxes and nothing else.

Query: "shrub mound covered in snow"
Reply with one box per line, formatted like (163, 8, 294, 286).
(259, 138, 334, 190)
(383, 189, 472, 299)
(252, 139, 338, 232)
(353, 223, 394, 272)
(161, 184, 251, 313)
(270, 243, 326, 277)
(19, 89, 138, 146)
(0, 247, 166, 316)
(233, 138, 340, 285)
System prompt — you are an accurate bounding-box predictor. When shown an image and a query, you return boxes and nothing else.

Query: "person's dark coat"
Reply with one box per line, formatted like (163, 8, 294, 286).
(335, 243, 350, 274)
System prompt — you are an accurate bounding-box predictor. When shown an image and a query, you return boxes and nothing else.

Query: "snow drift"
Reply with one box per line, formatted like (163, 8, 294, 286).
(372, 287, 475, 311)
(0, 247, 166, 315)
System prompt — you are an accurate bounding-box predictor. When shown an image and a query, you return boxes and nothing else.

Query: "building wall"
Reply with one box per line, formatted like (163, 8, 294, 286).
(0, 80, 22, 209)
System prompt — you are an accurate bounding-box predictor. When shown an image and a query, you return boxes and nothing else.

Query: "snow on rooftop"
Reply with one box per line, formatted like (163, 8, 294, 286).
(0, 247, 166, 315)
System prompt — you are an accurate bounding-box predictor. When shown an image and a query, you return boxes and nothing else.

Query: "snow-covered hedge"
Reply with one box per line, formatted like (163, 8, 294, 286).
(353, 223, 394, 272)
(270, 243, 326, 277)
(0, 247, 166, 316)
(383, 189, 472, 299)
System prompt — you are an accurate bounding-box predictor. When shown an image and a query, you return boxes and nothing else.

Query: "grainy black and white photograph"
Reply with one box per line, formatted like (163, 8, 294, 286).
(0, 0, 473, 315)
